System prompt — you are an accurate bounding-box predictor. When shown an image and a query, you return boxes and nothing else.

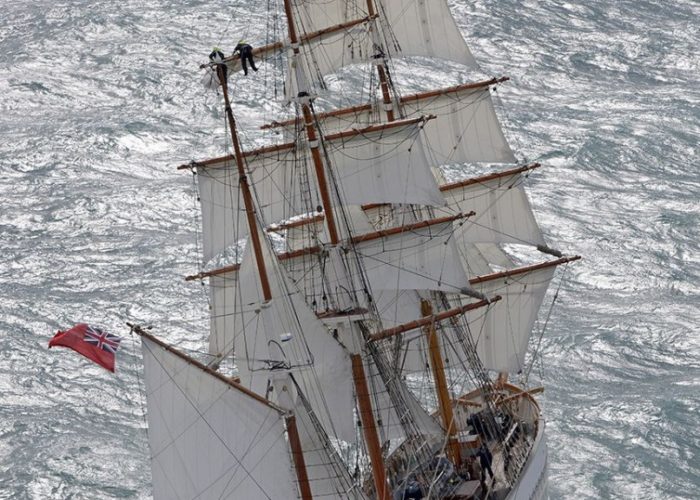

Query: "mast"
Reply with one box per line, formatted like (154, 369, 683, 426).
(216, 66, 272, 300)
(216, 68, 318, 496)
(351, 354, 391, 500)
(365, 0, 396, 122)
(280, 9, 395, 491)
(285, 415, 313, 500)
(283, 0, 340, 244)
(138, 0, 587, 496)
(421, 299, 462, 468)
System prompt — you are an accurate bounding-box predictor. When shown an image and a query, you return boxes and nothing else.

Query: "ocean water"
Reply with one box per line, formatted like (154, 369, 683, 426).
(1, 0, 698, 499)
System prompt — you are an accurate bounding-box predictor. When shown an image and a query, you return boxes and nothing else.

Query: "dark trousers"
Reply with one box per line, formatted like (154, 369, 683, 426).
(478, 451, 494, 479)
(240, 47, 258, 75)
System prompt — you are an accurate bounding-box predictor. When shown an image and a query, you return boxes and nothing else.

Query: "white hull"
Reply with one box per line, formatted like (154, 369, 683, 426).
(506, 420, 548, 500)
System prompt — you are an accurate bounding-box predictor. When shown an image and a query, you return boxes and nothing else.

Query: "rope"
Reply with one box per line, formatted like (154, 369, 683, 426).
(524, 263, 570, 383)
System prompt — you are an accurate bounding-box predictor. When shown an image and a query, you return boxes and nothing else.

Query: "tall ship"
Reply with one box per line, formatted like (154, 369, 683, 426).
(130, 0, 579, 498)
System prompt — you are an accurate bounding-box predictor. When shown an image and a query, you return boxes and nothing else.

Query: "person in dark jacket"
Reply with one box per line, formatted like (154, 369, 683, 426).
(477, 444, 494, 481)
(208, 47, 227, 83)
(233, 40, 258, 76)
(400, 474, 424, 500)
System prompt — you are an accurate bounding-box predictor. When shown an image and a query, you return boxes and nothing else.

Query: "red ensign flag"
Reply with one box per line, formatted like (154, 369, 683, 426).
(49, 324, 122, 372)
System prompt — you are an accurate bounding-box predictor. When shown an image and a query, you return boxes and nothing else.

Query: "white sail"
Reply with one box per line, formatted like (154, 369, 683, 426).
(356, 220, 470, 293)
(283, 0, 478, 99)
(457, 243, 496, 277)
(474, 242, 516, 269)
(377, 0, 478, 67)
(208, 233, 357, 443)
(268, 82, 516, 166)
(373, 289, 422, 330)
(378, 262, 563, 376)
(284, 20, 373, 100)
(197, 119, 444, 259)
(465, 265, 558, 373)
(209, 271, 240, 351)
(291, 393, 369, 499)
(141, 336, 298, 500)
(282, 219, 471, 313)
(362, 351, 443, 440)
(197, 163, 248, 262)
(454, 242, 516, 277)
(439, 170, 547, 246)
(295, 0, 368, 30)
(404, 87, 515, 164)
(322, 120, 445, 208)
(293, 0, 478, 68)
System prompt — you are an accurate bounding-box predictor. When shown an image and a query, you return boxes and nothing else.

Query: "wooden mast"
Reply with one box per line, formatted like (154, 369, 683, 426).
(281, 7, 391, 497)
(286, 415, 313, 500)
(216, 66, 272, 301)
(365, 0, 395, 122)
(351, 354, 391, 500)
(217, 60, 314, 495)
(283, 0, 340, 244)
(421, 300, 462, 468)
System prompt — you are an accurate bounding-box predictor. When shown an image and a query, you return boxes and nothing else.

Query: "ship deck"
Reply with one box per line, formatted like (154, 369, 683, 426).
(369, 381, 543, 499)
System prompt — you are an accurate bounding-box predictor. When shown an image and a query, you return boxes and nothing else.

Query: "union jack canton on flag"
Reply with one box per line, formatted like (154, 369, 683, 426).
(83, 325, 122, 354)
(49, 323, 123, 373)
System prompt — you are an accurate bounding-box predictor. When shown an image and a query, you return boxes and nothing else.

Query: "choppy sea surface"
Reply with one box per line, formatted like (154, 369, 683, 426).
(1, 0, 698, 498)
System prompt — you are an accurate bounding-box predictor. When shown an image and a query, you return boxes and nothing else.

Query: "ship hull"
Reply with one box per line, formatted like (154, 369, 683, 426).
(505, 420, 548, 500)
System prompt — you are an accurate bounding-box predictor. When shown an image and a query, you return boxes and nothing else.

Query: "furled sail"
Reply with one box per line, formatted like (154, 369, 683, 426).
(140, 335, 299, 500)
(275, 205, 375, 251)
(223, 41, 284, 74)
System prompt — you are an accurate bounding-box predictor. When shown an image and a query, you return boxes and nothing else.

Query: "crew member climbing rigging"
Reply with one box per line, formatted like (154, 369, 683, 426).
(233, 39, 258, 76)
